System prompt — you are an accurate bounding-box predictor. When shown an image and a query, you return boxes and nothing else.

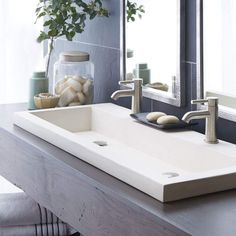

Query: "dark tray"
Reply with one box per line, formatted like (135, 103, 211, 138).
(130, 113, 197, 130)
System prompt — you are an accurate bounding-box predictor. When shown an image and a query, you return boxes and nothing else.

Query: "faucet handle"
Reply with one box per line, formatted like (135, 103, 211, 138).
(191, 97, 218, 106)
(119, 80, 134, 85)
(191, 99, 208, 105)
(119, 78, 143, 86)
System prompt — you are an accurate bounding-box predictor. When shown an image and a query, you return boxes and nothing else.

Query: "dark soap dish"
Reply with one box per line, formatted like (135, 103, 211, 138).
(130, 113, 197, 130)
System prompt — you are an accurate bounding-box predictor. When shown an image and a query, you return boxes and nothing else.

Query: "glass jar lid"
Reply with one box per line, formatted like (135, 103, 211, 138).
(59, 51, 90, 62)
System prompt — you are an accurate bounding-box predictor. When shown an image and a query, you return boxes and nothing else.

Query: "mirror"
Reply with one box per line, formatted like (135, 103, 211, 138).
(121, 0, 186, 107)
(197, 0, 236, 121)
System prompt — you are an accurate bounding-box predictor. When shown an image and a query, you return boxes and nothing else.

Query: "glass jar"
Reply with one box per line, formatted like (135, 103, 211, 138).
(53, 51, 94, 107)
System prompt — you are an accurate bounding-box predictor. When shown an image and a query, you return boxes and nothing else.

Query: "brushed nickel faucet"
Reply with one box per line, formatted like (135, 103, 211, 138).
(111, 79, 143, 114)
(182, 97, 219, 144)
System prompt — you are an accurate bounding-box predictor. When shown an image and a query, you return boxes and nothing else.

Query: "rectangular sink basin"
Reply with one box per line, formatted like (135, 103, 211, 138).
(14, 103, 236, 202)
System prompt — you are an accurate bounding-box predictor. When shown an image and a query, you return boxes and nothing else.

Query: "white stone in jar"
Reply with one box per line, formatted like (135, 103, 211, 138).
(64, 75, 71, 80)
(66, 78, 82, 92)
(77, 92, 86, 105)
(55, 78, 68, 95)
(72, 75, 87, 85)
(82, 79, 93, 96)
(58, 86, 77, 107)
(68, 102, 81, 106)
(71, 94, 80, 103)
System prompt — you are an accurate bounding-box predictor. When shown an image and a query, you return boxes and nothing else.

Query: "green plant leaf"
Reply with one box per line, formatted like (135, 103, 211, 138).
(48, 29, 58, 37)
(43, 19, 52, 26)
(37, 31, 49, 43)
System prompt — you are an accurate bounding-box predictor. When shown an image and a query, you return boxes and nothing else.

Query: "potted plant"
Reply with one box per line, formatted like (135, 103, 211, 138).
(35, 0, 144, 78)
(35, 0, 109, 78)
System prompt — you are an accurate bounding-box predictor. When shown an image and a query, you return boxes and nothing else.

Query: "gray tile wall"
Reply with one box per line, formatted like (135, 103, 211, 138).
(52, 0, 236, 144)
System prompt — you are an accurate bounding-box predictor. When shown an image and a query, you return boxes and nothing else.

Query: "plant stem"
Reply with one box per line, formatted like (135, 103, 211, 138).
(46, 37, 54, 79)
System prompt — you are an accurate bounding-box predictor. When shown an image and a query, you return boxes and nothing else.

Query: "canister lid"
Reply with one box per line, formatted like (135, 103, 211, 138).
(136, 63, 148, 70)
(32, 71, 46, 78)
(59, 51, 90, 62)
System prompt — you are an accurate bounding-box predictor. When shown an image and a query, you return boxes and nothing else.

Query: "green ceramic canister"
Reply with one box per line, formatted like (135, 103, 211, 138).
(133, 63, 151, 85)
(28, 72, 48, 110)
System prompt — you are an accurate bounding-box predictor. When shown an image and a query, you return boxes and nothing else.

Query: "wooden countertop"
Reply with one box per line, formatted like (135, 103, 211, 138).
(0, 103, 236, 236)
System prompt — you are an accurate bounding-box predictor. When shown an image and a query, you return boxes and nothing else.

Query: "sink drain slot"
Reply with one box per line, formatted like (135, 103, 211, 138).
(162, 172, 179, 178)
(93, 141, 108, 147)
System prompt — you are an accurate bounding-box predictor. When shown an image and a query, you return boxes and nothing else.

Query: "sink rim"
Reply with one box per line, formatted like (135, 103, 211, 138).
(13, 103, 236, 202)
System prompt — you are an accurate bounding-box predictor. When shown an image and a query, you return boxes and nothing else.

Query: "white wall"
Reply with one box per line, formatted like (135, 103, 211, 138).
(0, 0, 44, 104)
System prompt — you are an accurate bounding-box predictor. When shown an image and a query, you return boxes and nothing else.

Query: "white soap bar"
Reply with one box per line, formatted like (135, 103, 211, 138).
(157, 115, 179, 125)
(146, 112, 166, 122)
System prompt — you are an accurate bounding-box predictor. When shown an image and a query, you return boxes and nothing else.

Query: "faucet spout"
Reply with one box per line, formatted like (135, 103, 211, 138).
(182, 97, 218, 144)
(182, 110, 210, 123)
(111, 79, 143, 114)
(111, 89, 134, 101)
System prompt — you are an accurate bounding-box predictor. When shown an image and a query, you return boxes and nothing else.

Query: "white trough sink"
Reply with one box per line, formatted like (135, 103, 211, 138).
(14, 103, 236, 202)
